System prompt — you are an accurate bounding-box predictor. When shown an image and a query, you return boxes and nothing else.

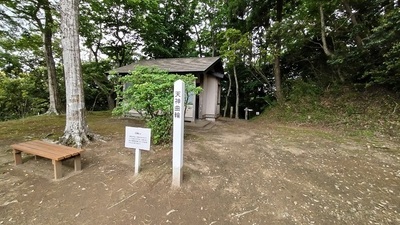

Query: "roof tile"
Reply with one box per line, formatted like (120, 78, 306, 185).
(110, 57, 221, 74)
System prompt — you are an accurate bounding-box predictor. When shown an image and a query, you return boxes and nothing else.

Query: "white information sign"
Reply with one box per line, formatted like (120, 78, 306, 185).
(125, 127, 151, 151)
(125, 127, 151, 175)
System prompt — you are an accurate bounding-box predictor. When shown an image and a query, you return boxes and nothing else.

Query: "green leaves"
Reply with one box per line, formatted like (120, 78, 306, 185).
(80, 0, 145, 65)
(363, 7, 400, 90)
(218, 28, 251, 66)
(0, 72, 48, 121)
(139, 0, 198, 58)
(113, 66, 201, 144)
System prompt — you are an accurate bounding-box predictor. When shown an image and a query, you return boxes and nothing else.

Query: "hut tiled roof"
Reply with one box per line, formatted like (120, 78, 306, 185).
(109, 57, 222, 74)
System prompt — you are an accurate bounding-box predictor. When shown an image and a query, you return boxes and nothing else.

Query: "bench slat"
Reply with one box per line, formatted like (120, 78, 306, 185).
(31, 140, 83, 154)
(12, 142, 68, 157)
(12, 143, 67, 160)
(29, 140, 82, 156)
(11, 141, 83, 161)
(11, 140, 84, 180)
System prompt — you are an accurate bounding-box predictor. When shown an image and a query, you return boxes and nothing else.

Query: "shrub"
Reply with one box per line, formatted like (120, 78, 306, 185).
(113, 66, 201, 144)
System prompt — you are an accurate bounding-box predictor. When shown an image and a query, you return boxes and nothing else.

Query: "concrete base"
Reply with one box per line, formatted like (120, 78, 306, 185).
(172, 166, 183, 188)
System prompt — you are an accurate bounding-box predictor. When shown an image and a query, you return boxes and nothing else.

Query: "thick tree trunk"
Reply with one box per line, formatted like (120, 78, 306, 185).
(233, 65, 239, 119)
(60, 0, 91, 148)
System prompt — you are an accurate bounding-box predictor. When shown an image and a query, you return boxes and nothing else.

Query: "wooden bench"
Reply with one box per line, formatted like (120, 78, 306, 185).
(11, 140, 84, 180)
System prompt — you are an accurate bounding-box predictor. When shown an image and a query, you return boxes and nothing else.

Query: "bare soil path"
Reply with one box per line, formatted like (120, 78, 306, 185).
(1, 117, 399, 224)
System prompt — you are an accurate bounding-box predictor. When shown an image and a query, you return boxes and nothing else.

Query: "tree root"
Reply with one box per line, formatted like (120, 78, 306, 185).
(45, 109, 60, 115)
(59, 130, 94, 148)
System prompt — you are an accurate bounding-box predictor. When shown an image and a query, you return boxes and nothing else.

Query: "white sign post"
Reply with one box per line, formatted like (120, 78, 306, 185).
(172, 80, 185, 188)
(125, 127, 151, 175)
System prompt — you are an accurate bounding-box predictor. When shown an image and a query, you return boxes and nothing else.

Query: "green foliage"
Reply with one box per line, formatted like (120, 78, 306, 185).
(364, 8, 400, 90)
(0, 28, 53, 121)
(113, 66, 201, 144)
(82, 60, 114, 110)
(287, 79, 323, 103)
(80, 0, 146, 66)
(0, 72, 48, 121)
(218, 28, 251, 65)
(275, 78, 327, 123)
(139, 0, 198, 58)
(2, 0, 399, 124)
(263, 84, 400, 139)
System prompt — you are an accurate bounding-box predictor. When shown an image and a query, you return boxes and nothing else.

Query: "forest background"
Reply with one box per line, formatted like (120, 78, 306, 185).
(0, 0, 399, 135)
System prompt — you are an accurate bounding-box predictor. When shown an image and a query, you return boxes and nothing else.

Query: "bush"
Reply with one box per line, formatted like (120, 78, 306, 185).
(0, 72, 48, 121)
(113, 66, 201, 144)
(287, 78, 323, 103)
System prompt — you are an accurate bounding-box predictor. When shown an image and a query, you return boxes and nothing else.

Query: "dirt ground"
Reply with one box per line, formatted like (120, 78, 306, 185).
(1, 117, 399, 225)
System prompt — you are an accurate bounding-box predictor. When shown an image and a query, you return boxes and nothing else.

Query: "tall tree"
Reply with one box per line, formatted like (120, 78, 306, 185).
(41, 0, 61, 114)
(195, 0, 225, 57)
(273, 0, 284, 103)
(341, 0, 364, 49)
(60, 0, 90, 147)
(219, 28, 251, 119)
(364, 6, 400, 90)
(0, 0, 62, 114)
(139, 0, 198, 58)
(80, 0, 144, 66)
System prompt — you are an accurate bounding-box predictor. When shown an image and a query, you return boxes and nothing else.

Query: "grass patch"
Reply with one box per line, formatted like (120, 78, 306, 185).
(0, 114, 66, 146)
(257, 85, 400, 140)
(0, 111, 145, 147)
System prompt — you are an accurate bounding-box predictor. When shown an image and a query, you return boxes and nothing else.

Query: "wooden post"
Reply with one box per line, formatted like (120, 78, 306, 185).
(53, 160, 63, 179)
(244, 107, 253, 120)
(172, 80, 185, 188)
(74, 155, 82, 171)
(230, 106, 233, 118)
(13, 150, 22, 165)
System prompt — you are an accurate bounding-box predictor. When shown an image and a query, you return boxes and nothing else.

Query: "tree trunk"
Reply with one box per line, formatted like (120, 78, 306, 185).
(223, 73, 232, 117)
(233, 65, 239, 119)
(60, 0, 91, 148)
(43, 34, 61, 114)
(320, 5, 333, 57)
(342, 0, 364, 48)
(274, 0, 284, 104)
(107, 93, 115, 110)
(194, 25, 202, 57)
(93, 79, 115, 110)
(320, 5, 345, 82)
(273, 55, 283, 103)
(43, 0, 61, 114)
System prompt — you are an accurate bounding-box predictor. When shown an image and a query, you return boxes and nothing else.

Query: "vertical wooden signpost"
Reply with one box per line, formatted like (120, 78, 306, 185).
(172, 80, 185, 188)
(125, 127, 151, 175)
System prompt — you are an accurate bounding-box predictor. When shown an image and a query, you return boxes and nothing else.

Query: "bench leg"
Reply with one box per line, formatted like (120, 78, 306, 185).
(13, 150, 22, 165)
(53, 160, 62, 179)
(74, 155, 81, 171)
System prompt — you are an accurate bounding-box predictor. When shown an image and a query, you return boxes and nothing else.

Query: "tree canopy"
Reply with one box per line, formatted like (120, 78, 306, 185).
(0, 0, 399, 122)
